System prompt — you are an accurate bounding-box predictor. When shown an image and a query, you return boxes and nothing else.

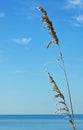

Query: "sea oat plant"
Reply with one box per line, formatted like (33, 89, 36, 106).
(37, 6, 76, 130)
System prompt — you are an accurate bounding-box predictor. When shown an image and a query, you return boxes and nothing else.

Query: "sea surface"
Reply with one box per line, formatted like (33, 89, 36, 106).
(0, 114, 83, 130)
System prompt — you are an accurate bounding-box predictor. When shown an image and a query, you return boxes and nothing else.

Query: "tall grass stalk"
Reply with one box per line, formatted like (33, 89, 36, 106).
(37, 6, 76, 130)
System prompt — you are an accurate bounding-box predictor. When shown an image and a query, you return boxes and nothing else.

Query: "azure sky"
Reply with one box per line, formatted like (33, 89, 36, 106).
(0, 0, 83, 114)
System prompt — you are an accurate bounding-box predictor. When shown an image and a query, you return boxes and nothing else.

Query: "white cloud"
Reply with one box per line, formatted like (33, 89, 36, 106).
(75, 15, 83, 22)
(13, 37, 32, 45)
(64, 1, 83, 27)
(0, 13, 5, 18)
(72, 22, 81, 27)
(71, 15, 83, 27)
(66, 0, 83, 8)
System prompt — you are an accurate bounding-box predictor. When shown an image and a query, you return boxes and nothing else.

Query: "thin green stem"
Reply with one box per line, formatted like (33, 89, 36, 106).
(58, 44, 76, 130)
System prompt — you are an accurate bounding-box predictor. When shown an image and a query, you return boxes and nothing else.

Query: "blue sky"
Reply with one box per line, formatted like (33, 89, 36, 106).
(0, 0, 83, 114)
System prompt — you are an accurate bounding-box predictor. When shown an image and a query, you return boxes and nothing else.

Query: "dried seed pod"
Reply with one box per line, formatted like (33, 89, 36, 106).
(54, 93, 64, 100)
(37, 6, 59, 45)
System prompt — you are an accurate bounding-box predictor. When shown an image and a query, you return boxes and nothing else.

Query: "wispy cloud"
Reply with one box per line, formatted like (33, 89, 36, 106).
(66, 0, 83, 8)
(75, 15, 83, 22)
(14, 1, 38, 21)
(72, 15, 83, 27)
(0, 12, 5, 18)
(72, 22, 81, 27)
(63, 0, 83, 27)
(8, 70, 24, 74)
(12, 37, 32, 45)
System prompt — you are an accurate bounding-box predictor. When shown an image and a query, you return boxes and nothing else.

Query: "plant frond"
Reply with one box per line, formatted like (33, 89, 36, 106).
(37, 6, 76, 130)
(55, 107, 69, 113)
(37, 6, 59, 45)
(48, 72, 58, 88)
(69, 119, 74, 125)
(54, 93, 64, 100)
(52, 86, 60, 93)
(47, 41, 53, 48)
(56, 101, 67, 106)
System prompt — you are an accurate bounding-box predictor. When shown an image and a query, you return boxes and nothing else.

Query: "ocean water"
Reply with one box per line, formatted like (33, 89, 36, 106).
(0, 115, 83, 130)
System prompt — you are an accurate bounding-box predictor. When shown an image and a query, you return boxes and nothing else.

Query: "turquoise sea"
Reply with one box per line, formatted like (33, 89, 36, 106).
(0, 115, 83, 130)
